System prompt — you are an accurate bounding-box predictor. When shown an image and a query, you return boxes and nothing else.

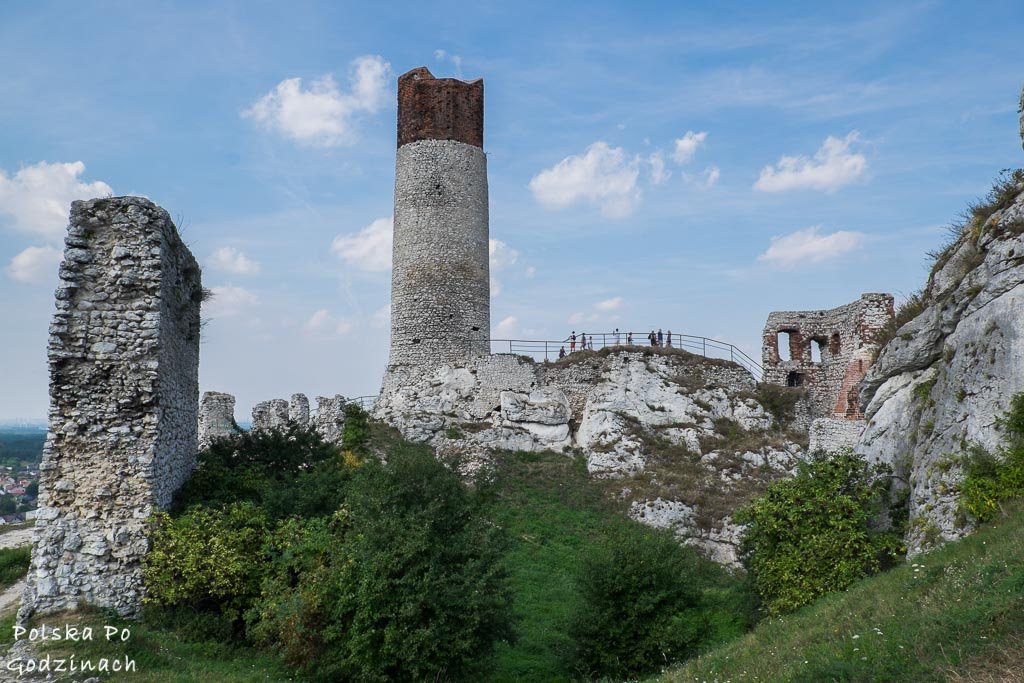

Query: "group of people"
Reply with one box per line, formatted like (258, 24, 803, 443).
(557, 328, 677, 358)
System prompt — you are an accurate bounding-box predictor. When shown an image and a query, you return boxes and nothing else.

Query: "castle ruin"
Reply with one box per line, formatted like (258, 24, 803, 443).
(762, 293, 894, 451)
(21, 197, 201, 619)
(388, 67, 490, 368)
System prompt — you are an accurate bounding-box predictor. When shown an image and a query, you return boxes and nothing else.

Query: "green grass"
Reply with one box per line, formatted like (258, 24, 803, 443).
(483, 449, 751, 682)
(660, 499, 1024, 683)
(484, 449, 627, 682)
(0, 546, 30, 590)
(32, 608, 293, 682)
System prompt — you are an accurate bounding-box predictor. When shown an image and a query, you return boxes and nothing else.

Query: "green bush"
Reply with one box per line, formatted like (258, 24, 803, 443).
(960, 393, 1024, 521)
(249, 443, 515, 682)
(755, 383, 805, 430)
(174, 424, 351, 520)
(144, 502, 269, 629)
(567, 525, 725, 680)
(736, 452, 902, 615)
(342, 402, 371, 455)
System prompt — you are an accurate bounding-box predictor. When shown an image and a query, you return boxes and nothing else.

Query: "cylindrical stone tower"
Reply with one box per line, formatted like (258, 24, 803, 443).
(389, 66, 490, 367)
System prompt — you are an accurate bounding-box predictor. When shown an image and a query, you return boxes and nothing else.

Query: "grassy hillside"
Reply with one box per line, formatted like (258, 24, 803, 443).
(661, 499, 1024, 683)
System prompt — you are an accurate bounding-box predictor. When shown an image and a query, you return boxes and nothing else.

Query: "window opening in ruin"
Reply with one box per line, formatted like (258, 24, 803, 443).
(830, 333, 841, 354)
(810, 340, 822, 363)
(786, 371, 804, 387)
(777, 331, 792, 361)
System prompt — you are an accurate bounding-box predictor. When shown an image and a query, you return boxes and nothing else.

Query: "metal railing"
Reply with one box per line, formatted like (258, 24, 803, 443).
(345, 395, 377, 410)
(484, 331, 763, 379)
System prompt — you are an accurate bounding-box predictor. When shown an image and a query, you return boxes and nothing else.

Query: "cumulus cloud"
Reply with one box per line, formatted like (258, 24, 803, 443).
(595, 296, 623, 312)
(243, 55, 390, 147)
(754, 132, 867, 192)
(304, 309, 355, 339)
(703, 166, 721, 188)
(331, 216, 392, 272)
(648, 152, 671, 184)
(433, 49, 463, 77)
(529, 142, 641, 218)
(489, 238, 519, 270)
(672, 131, 708, 164)
(0, 161, 112, 241)
(208, 246, 260, 275)
(204, 285, 259, 317)
(6, 245, 62, 284)
(757, 226, 867, 269)
(494, 316, 518, 337)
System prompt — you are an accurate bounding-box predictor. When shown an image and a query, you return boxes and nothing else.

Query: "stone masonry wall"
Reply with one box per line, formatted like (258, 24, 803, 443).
(198, 391, 237, 449)
(21, 197, 201, 619)
(762, 293, 894, 421)
(388, 67, 490, 370)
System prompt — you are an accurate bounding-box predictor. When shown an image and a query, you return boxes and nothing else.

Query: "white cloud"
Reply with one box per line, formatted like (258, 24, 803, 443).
(672, 131, 708, 164)
(371, 303, 390, 329)
(6, 245, 61, 284)
(648, 152, 671, 184)
(0, 161, 112, 241)
(490, 276, 503, 297)
(703, 166, 721, 188)
(208, 246, 260, 275)
(754, 132, 867, 192)
(331, 216, 392, 272)
(242, 55, 390, 147)
(204, 285, 259, 317)
(525, 266, 536, 278)
(303, 309, 355, 339)
(757, 226, 867, 268)
(529, 142, 641, 218)
(595, 296, 623, 312)
(567, 312, 585, 326)
(489, 238, 519, 270)
(433, 49, 463, 77)
(494, 316, 518, 337)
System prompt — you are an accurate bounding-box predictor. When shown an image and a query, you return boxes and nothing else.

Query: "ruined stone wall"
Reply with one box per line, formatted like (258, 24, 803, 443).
(762, 293, 894, 420)
(22, 197, 201, 619)
(198, 391, 237, 449)
(388, 67, 490, 369)
(809, 417, 867, 454)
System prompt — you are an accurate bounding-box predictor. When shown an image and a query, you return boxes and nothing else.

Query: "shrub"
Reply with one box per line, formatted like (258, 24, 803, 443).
(873, 290, 927, 352)
(249, 443, 515, 682)
(0, 546, 30, 589)
(755, 383, 805, 430)
(567, 525, 717, 680)
(735, 452, 902, 615)
(174, 424, 351, 520)
(144, 502, 269, 629)
(959, 393, 1024, 521)
(341, 402, 371, 455)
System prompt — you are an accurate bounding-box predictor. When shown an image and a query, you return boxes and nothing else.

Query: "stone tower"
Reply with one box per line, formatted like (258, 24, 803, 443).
(388, 67, 490, 367)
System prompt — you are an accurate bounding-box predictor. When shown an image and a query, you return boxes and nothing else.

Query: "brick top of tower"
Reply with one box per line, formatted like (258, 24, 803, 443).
(397, 67, 483, 148)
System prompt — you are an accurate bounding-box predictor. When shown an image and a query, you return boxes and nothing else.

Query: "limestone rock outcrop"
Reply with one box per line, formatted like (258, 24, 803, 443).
(376, 348, 806, 564)
(856, 181, 1024, 554)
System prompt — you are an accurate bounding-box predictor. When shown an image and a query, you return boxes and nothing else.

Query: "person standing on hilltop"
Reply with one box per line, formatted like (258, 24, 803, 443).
(558, 346, 566, 359)
(657, 329, 664, 346)
(614, 327, 621, 345)
(570, 331, 576, 353)
(580, 332, 587, 351)
(627, 331, 633, 345)
(649, 330, 656, 347)
(666, 330, 673, 348)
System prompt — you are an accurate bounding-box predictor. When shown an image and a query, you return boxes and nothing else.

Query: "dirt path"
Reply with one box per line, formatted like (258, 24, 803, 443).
(0, 527, 33, 551)
(0, 580, 23, 615)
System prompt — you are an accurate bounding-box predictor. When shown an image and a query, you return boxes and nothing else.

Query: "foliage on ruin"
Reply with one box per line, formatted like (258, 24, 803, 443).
(959, 393, 1024, 522)
(735, 451, 902, 616)
(753, 383, 804, 430)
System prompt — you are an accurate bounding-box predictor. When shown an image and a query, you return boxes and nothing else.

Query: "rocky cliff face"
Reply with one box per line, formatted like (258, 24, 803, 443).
(375, 348, 806, 565)
(856, 179, 1024, 555)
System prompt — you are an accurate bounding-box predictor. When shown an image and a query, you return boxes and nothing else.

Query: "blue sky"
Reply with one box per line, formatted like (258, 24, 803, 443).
(1, 0, 1022, 420)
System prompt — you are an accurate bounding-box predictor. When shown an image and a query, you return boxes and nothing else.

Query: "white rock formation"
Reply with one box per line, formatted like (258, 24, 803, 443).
(856, 181, 1024, 554)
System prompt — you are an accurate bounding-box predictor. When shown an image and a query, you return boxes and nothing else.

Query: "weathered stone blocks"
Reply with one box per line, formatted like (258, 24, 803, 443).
(21, 196, 201, 619)
(198, 391, 237, 449)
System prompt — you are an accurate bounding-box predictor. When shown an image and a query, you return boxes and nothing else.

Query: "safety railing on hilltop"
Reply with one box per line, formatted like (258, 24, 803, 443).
(345, 395, 377, 411)
(485, 332, 763, 380)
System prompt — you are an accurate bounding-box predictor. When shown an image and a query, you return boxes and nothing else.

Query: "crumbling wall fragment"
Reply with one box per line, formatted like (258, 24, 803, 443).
(198, 391, 237, 449)
(21, 196, 201, 619)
